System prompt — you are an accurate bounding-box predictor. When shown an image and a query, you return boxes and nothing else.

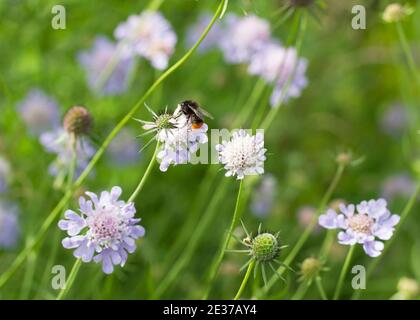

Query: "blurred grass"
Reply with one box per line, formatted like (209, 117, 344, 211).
(0, 0, 419, 299)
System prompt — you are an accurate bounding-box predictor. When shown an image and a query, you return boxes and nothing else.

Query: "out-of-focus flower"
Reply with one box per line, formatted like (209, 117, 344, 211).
(319, 199, 400, 257)
(107, 128, 140, 165)
(114, 11, 177, 70)
(393, 277, 419, 300)
(0, 202, 20, 249)
(78, 36, 135, 95)
(17, 89, 60, 135)
(297, 205, 320, 232)
(381, 174, 416, 201)
(40, 129, 95, 179)
(186, 13, 223, 52)
(58, 186, 145, 274)
(298, 257, 327, 284)
(380, 103, 407, 137)
(216, 130, 266, 180)
(63, 106, 93, 136)
(220, 14, 271, 64)
(0, 156, 11, 193)
(382, 3, 414, 23)
(249, 43, 308, 107)
(156, 106, 208, 172)
(250, 174, 277, 217)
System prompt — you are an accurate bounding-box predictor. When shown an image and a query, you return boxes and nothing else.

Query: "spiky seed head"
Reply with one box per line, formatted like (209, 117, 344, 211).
(382, 4, 413, 23)
(397, 277, 419, 298)
(251, 232, 280, 262)
(63, 106, 92, 135)
(155, 112, 174, 130)
(300, 257, 322, 280)
(290, 0, 314, 7)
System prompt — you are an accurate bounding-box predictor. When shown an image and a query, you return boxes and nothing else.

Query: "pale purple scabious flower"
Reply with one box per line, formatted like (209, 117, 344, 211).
(297, 205, 320, 233)
(248, 43, 308, 107)
(58, 186, 145, 274)
(40, 129, 95, 178)
(186, 13, 223, 52)
(318, 199, 400, 257)
(78, 36, 135, 95)
(219, 14, 271, 64)
(156, 106, 208, 172)
(107, 128, 140, 165)
(380, 103, 407, 137)
(0, 156, 11, 193)
(17, 89, 60, 135)
(0, 202, 20, 249)
(251, 174, 277, 217)
(216, 130, 266, 180)
(114, 11, 177, 70)
(381, 174, 416, 201)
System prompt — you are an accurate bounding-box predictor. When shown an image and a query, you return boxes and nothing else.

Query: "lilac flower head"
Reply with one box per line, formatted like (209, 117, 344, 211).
(380, 103, 407, 137)
(318, 199, 400, 257)
(107, 128, 140, 165)
(156, 106, 208, 172)
(78, 36, 135, 95)
(0, 156, 11, 193)
(114, 11, 177, 70)
(17, 89, 60, 135)
(219, 14, 271, 64)
(250, 174, 277, 217)
(40, 128, 95, 179)
(186, 13, 223, 52)
(216, 130, 266, 180)
(0, 202, 20, 249)
(248, 43, 308, 107)
(58, 186, 145, 274)
(381, 174, 416, 201)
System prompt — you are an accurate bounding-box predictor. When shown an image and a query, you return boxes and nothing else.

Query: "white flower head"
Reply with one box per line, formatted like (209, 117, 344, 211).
(156, 105, 208, 172)
(114, 10, 177, 70)
(220, 14, 271, 64)
(216, 130, 266, 180)
(318, 199, 400, 257)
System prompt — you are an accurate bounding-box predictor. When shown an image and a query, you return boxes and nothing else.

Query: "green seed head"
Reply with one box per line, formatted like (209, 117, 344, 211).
(155, 112, 174, 130)
(63, 106, 92, 136)
(251, 233, 280, 262)
(300, 257, 322, 280)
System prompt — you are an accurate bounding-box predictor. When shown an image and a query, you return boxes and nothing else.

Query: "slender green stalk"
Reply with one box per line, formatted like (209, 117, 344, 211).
(256, 164, 346, 298)
(0, 0, 227, 290)
(396, 22, 419, 86)
(203, 180, 244, 299)
(128, 142, 159, 203)
(352, 182, 420, 299)
(333, 245, 355, 300)
(66, 134, 77, 192)
(315, 276, 328, 300)
(233, 78, 266, 127)
(291, 281, 310, 300)
(56, 259, 82, 300)
(234, 259, 255, 300)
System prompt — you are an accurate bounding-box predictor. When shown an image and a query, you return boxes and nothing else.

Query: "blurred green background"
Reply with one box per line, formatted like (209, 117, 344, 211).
(0, 0, 419, 299)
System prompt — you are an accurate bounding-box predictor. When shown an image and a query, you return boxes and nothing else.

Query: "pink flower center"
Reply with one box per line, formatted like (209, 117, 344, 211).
(348, 214, 374, 234)
(90, 213, 124, 243)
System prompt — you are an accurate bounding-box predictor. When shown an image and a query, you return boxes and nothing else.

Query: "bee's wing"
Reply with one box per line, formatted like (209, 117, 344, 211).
(195, 107, 214, 119)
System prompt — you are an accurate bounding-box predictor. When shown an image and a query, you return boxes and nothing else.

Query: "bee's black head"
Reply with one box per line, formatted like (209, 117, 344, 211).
(181, 100, 199, 110)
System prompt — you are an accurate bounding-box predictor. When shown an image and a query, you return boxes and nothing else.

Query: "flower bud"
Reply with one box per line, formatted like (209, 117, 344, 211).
(382, 3, 413, 23)
(336, 152, 352, 166)
(251, 232, 280, 262)
(63, 106, 93, 135)
(397, 277, 419, 299)
(300, 257, 322, 280)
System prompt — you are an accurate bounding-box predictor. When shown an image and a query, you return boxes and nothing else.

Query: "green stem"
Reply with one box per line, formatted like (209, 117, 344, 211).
(256, 164, 346, 298)
(66, 134, 77, 193)
(234, 259, 255, 300)
(333, 245, 355, 300)
(233, 78, 266, 127)
(396, 22, 419, 86)
(0, 0, 227, 290)
(352, 182, 420, 299)
(128, 142, 159, 203)
(291, 280, 310, 300)
(56, 258, 82, 300)
(203, 180, 244, 299)
(315, 276, 328, 300)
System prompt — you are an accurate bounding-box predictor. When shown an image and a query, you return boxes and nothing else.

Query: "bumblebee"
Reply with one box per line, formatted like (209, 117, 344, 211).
(179, 100, 213, 129)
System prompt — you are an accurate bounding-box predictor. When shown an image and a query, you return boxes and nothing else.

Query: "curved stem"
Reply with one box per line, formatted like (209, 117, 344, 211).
(315, 276, 328, 300)
(234, 259, 255, 300)
(0, 0, 227, 290)
(256, 163, 346, 298)
(128, 142, 159, 203)
(56, 258, 82, 300)
(333, 245, 355, 300)
(203, 180, 244, 299)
